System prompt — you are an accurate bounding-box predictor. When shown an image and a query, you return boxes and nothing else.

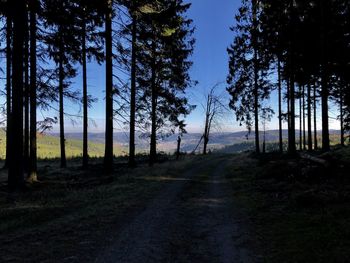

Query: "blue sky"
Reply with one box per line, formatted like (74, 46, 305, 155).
(54, 0, 242, 133)
(1, 0, 341, 133)
(36, 0, 343, 133)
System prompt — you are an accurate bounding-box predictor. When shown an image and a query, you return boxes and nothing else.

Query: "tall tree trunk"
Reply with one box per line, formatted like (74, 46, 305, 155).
(278, 58, 283, 152)
(320, 0, 330, 151)
(104, 0, 114, 172)
(287, 75, 291, 148)
(149, 39, 157, 166)
(203, 94, 211, 155)
(129, 12, 137, 167)
(314, 85, 318, 149)
(307, 83, 312, 151)
(176, 136, 181, 160)
(289, 77, 296, 154)
(5, 15, 12, 169)
(299, 85, 302, 151)
(252, 0, 260, 154)
(302, 85, 306, 150)
(29, 0, 37, 182)
(321, 73, 330, 151)
(203, 117, 209, 155)
(288, 0, 296, 154)
(82, 13, 88, 169)
(24, 11, 30, 173)
(8, 0, 26, 191)
(59, 29, 66, 168)
(340, 86, 345, 146)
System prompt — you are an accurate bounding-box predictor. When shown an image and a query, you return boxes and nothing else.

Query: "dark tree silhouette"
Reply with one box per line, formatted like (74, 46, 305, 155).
(227, 0, 272, 153)
(4, 11, 12, 169)
(104, 0, 114, 172)
(28, 0, 38, 182)
(75, 0, 104, 169)
(131, 1, 195, 166)
(43, 0, 81, 168)
(8, 0, 26, 191)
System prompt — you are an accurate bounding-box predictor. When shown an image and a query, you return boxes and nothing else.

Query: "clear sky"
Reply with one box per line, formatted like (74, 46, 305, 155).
(184, 0, 241, 132)
(53, 0, 242, 133)
(0, 0, 341, 133)
(39, 0, 343, 133)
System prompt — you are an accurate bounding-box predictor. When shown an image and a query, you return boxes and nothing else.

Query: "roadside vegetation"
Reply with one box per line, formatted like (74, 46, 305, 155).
(0, 156, 195, 262)
(227, 146, 350, 262)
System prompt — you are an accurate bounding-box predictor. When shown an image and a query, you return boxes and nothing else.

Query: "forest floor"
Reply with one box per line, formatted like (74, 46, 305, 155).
(0, 147, 350, 262)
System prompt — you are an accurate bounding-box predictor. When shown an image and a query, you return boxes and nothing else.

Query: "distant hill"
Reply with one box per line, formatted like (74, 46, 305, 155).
(50, 129, 343, 154)
(0, 129, 344, 160)
(0, 130, 125, 160)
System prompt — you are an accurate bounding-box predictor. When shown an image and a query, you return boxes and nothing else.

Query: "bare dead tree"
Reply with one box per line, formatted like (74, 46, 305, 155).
(201, 83, 229, 155)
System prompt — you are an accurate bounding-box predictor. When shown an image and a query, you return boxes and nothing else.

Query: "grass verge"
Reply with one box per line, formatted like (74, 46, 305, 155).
(226, 148, 350, 262)
(0, 157, 194, 262)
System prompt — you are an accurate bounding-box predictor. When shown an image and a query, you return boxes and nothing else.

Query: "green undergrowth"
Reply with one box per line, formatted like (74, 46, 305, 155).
(226, 147, 350, 262)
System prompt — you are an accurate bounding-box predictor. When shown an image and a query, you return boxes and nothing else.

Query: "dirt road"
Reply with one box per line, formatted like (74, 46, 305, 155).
(95, 155, 258, 263)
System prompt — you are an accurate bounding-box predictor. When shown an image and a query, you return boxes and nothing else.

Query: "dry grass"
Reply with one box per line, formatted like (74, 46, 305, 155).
(0, 156, 196, 262)
(226, 147, 350, 262)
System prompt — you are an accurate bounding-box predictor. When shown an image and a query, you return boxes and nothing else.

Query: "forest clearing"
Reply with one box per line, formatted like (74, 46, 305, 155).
(1, 0, 350, 261)
(1, 148, 350, 262)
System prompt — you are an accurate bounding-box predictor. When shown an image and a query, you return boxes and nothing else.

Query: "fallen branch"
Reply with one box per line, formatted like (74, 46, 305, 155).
(299, 153, 330, 168)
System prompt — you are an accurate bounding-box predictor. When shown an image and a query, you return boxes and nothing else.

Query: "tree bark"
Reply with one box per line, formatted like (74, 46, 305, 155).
(4, 15, 12, 169)
(252, 0, 260, 154)
(302, 85, 306, 150)
(203, 94, 210, 155)
(288, 0, 296, 154)
(82, 11, 88, 169)
(307, 84, 312, 151)
(340, 86, 345, 147)
(29, 0, 37, 182)
(320, 0, 330, 151)
(24, 10, 30, 173)
(278, 58, 283, 152)
(104, 0, 114, 172)
(313, 85, 318, 149)
(176, 136, 181, 160)
(287, 75, 291, 149)
(299, 85, 302, 151)
(59, 27, 67, 168)
(149, 39, 157, 166)
(8, 0, 26, 191)
(129, 12, 137, 167)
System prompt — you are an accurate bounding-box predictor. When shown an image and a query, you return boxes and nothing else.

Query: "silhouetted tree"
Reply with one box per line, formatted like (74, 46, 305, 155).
(202, 84, 227, 155)
(28, 0, 38, 182)
(74, 0, 104, 169)
(132, 1, 195, 166)
(4, 10, 12, 169)
(8, 0, 26, 191)
(227, 0, 272, 153)
(43, 0, 81, 168)
(104, 0, 114, 172)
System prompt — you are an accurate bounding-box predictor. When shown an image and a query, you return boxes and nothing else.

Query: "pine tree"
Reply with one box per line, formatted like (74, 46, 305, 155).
(4, 11, 12, 169)
(42, 0, 81, 168)
(8, 0, 26, 191)
(132, 1, 195, 165)
(74, 0, 104, 169)
(227, 0, 272, 153)
(104, 0, 114, 172)
(28, 0, 38, 182)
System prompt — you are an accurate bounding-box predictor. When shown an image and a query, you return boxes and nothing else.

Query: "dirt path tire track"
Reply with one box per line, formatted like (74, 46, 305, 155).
(95, 155, 258, 263)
